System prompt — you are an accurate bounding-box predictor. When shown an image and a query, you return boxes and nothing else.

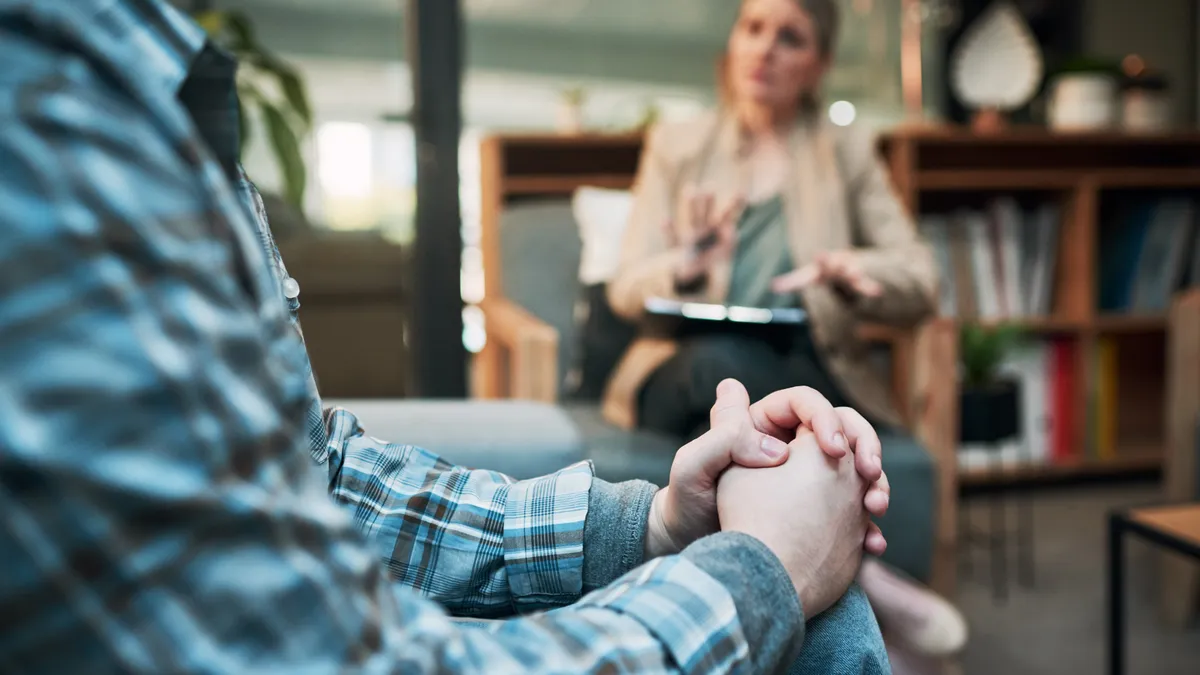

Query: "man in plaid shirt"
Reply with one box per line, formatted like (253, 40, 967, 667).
(0, 1, 892, 672)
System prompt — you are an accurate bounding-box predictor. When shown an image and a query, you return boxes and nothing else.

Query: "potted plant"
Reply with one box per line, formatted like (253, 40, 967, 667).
(1046, 55, 1123, 131)
(959, 323, 1024, 444)
(557, 87, 587, 135)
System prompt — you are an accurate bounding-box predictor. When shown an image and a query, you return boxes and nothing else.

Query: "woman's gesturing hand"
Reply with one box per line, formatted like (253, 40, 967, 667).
(771, 250, 883, 299)
(672, 188, 744, 289)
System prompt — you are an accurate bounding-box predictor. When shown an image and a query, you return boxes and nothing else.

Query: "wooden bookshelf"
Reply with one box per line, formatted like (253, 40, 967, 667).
(884, 127, 1200, 484)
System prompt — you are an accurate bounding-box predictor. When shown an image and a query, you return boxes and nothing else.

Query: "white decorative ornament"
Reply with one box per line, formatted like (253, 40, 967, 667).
(950, 1, 1043, 113)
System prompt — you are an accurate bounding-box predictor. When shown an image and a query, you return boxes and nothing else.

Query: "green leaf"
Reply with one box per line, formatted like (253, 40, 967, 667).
(236, 92, 251, 157)
(1055, 56, 1122, 77)
(194, 10, 225, 37)
(237, 82, 266, 158)
(959, 323, 1024, 387)
(222, 10, 258, 52)
(260, 100, 306, 208)
(560, 86, 586, 106)
(253, 55, 312, 128)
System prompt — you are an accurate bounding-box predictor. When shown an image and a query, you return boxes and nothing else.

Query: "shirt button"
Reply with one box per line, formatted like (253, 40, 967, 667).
(282, 277, 301, 300)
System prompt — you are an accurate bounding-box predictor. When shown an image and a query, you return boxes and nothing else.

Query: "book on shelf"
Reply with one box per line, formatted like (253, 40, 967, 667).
(1098, 196, 1198, 314)
(920, 199, 1059, 321)
(1094, 337, 1118, 461)
(956, 335, 1129, 470)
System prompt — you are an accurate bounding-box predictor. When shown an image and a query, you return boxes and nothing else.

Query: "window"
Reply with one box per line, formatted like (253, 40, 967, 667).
(312, 120, 416, 244)
(317, 122, 373, 199)
(312, 119, 487, 353)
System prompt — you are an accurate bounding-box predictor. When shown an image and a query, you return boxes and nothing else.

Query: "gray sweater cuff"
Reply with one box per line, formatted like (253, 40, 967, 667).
(682, 532, 805, 674)
(582, 478, 656, 592)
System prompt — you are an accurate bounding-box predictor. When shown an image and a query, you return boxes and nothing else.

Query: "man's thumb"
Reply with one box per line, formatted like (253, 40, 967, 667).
(710, 379, 751, 428)
(710, 380, 789, 467)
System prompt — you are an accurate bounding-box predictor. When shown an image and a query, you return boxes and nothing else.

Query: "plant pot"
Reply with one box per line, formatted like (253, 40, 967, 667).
(1047, 73, 1118, 131)
(556, 101, 584, 135)
(959, 378, 1021, 444)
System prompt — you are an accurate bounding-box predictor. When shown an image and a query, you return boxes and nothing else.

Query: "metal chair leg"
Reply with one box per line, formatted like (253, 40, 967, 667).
(991, 490, 1009, 601)
(1017, 442, 1036, 588)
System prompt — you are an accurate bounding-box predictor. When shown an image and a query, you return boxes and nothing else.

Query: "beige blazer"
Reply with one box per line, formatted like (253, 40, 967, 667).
(603, 110, 938, 430)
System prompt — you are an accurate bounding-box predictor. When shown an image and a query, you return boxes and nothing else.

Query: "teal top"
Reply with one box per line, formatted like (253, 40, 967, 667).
(726, 194, 796, 309)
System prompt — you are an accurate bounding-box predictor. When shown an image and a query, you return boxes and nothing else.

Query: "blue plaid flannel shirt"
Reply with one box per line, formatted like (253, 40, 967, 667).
(0, 1, 755, 672)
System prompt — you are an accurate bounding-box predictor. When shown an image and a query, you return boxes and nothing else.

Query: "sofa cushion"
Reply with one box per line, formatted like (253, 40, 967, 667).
(574, 187, 634, 285)
(326, 399, 586, 480)
(562, 403, 680, 488)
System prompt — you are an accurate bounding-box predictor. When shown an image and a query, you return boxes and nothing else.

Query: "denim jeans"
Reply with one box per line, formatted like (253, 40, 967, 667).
(787, 583, 890, 675)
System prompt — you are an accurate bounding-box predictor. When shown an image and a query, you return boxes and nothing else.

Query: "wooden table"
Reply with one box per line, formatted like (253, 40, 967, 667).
(1108, 504, 1200, 675)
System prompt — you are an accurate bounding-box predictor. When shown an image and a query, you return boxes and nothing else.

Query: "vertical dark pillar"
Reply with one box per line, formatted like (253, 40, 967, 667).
(1107, 514, 1125, 675)
(407, 0, 466, 397)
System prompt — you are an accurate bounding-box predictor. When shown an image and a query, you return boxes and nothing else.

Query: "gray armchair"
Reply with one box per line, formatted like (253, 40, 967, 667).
(473, 196, 959, 594)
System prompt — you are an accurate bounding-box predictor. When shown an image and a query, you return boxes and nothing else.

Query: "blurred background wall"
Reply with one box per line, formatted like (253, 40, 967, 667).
(217, 0, 1198, 229)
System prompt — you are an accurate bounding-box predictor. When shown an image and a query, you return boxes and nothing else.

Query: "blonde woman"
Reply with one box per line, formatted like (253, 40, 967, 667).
(606, 0, 967, 668)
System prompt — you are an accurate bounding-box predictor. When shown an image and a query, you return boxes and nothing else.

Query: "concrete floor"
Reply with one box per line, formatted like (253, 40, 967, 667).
(955, 485, 1199, 675)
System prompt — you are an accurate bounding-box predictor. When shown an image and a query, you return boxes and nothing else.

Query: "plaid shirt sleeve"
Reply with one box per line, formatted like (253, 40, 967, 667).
(318, 406, 593, 617)
(0, 16, 758, 673)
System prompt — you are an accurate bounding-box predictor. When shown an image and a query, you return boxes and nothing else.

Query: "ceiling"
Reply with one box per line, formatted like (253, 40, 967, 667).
(240, 0, 736, 37)
(223, 0, 741, 88)
(221, 0, 904, 103)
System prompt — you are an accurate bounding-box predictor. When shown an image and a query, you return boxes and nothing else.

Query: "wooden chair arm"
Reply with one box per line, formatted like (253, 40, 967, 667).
(1161, 289, 1200, 626)
(474, 297, 560, 403)
(861, 318, 959, 598)
(907, 318, 960, 600)
(1167, 288, 1200, 503)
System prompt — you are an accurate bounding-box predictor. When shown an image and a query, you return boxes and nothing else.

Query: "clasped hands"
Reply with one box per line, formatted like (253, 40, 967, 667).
(644, 380, 889, 617)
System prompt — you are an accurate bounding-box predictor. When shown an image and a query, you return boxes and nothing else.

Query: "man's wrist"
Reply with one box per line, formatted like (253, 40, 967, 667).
(721, 526, 812, 612)
(644, 488, 682, 559)
(680, 532, 807, 672)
